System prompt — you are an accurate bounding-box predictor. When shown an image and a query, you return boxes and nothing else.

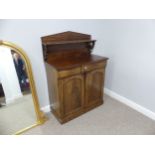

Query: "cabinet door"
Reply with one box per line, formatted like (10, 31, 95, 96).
(62, 74, 84, 116)
(85, 68, 104, 108)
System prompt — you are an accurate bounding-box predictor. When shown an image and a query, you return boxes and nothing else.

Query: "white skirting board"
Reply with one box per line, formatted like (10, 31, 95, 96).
(41, 105, 51, 113)
(104, 88, 155, 120)
(41, 88, 155, 121)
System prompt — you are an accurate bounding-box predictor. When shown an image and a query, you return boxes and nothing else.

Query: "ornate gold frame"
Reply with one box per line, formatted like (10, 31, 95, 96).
(0, 40, 46, 135)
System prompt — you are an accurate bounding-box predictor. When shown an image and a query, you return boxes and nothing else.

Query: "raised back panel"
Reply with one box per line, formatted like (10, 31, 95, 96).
(45, 43, 90, 62)
(41, 31, 96, 62)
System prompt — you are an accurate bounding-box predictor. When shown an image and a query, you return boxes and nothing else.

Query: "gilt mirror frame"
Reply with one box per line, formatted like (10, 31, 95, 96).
(0, 40, 46, 135)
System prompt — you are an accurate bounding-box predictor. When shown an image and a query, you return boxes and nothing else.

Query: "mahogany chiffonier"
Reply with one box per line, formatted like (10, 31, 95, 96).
(41, 31, 108, 124)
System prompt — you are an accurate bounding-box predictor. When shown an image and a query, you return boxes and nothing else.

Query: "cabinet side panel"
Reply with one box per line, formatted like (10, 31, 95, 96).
(45, 63, 61, 116)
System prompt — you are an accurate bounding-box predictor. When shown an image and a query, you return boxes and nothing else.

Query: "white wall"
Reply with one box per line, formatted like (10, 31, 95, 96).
(0, 19, 155, 113)
(100, 19, 155, 112)
(0, 19, 105, 108)
(0, 47, 22, 104)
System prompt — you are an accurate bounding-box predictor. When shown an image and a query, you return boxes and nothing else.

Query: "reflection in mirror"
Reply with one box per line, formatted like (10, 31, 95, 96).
(0, 46, 37, 134)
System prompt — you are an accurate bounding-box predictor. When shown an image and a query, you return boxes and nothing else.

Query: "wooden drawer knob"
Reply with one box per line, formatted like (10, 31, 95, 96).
(84, 66, 88, 70)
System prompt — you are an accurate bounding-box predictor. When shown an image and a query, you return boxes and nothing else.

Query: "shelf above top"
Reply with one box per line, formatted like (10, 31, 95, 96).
(42, 39, 96, 46)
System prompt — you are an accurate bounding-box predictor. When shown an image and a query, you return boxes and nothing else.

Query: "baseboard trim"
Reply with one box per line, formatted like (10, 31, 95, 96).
(41, 105, 51, 113)
(104, 88, 155, 120)
(41, 89, 155, 120)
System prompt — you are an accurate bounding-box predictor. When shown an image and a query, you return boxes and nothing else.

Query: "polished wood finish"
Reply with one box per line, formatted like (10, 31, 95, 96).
(62, 74, 84, 116)
(85, 69, 105, 109)
(42, 31, 108, 123)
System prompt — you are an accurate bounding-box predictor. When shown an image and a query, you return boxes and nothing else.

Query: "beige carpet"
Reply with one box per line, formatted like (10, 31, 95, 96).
(0, 94, 36, 135)
(23, 95, 155, 135)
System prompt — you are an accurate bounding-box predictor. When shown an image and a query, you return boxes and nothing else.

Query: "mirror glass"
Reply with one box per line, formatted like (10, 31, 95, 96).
(0, 46, 37, 134)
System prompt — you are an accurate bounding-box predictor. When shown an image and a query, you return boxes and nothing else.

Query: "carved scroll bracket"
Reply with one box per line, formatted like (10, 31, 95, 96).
(86, 40, 96, 53)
